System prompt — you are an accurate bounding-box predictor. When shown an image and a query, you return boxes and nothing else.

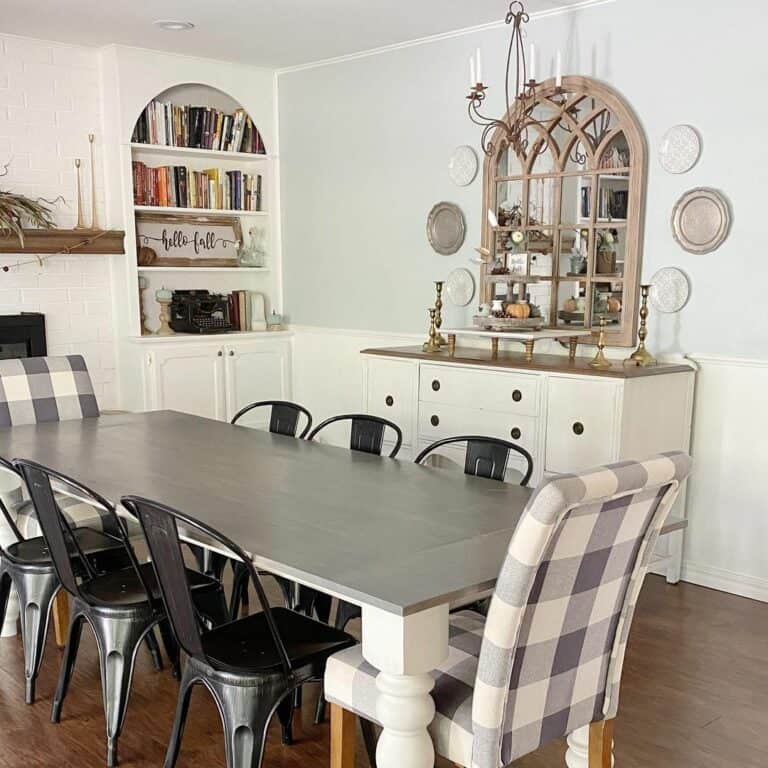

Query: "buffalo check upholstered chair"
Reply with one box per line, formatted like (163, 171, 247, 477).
(0, 355, 137, 539)
(325, 451, 692, 768)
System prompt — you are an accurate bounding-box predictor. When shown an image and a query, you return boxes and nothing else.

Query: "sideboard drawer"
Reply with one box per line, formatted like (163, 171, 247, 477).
(419, 364, 539, 416)
(545, 377, 619, 473)
(418, 402, 537, 457)
(366, 357, 417, 446)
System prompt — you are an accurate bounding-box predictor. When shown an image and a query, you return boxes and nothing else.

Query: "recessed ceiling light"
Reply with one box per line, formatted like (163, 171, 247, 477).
(153, 20, 195, 31)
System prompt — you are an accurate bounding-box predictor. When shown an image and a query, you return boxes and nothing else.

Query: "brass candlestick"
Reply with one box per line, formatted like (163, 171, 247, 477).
(74, 159, 86, 230)
(626, 284, 657, 367)
(433, 281, 446, 346)
(589, 316, 612, 369)
(422, 307, 441, 353)
(88, 133, 98, 230)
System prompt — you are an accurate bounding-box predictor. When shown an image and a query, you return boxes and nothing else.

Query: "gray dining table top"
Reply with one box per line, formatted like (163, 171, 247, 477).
(0, 410, 534, 616)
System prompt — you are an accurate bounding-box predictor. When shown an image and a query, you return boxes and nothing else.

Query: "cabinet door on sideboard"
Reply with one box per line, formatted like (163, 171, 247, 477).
(545, 377, 620, 473)
(364, 357, 417, 452)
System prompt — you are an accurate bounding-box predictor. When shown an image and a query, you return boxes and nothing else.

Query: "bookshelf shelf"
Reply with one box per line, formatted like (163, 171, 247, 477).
(130, 143, 271, 162)
(137, 266, 270, 273)
(134, 205, 268, 218)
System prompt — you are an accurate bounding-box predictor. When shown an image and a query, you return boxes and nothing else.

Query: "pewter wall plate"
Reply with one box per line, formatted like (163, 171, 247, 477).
(659, 124, 701, 174)
(650, 267, 690, 313)
(448, 145, 479, 186)
(427, 202, 466, 255)
(445, 267, 475, 306)
(671, 187, 731, 254)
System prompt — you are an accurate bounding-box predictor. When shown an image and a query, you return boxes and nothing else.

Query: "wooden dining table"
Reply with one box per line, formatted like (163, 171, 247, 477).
(0, 410, 684, 768)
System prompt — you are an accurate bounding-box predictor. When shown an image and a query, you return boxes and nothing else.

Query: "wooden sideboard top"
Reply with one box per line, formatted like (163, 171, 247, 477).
(361, 346, 694, 379)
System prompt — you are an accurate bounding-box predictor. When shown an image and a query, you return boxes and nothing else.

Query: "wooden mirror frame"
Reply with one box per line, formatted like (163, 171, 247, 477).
(480, 75, 647, 347)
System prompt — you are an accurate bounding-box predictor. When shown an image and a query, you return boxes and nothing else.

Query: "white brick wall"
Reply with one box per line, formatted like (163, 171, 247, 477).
(0, 34, 116, 407)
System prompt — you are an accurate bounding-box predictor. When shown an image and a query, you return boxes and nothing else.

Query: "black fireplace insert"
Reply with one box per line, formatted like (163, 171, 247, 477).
(0, 314, 46, 359)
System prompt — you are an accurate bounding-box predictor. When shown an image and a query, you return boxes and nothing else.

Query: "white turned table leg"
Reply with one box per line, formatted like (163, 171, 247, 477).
(361, 603, 449, 768)
(0, 474, 23, 638)
(566, 725, 615, 768)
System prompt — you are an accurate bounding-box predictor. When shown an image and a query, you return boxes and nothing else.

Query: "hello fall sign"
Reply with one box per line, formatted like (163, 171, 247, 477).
(135, 213, 243, 267)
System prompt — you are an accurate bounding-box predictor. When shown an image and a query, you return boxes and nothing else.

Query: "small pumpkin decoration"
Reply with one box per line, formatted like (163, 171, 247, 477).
(505, 302, 531, 319)
(137, 246, 157, 266)
(607, 297, 622, 313)
(563, 297, 578, 313)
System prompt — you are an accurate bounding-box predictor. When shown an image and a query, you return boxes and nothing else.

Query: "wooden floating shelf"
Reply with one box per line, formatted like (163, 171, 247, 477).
(134, 205, 268, 218)
(137, 266, 270, 273)
(129, 143, 272, 162)
(0, 229, 125, 255)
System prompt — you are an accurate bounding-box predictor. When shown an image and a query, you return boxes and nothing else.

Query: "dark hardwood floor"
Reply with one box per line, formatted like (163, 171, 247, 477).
(0, 575, 766, 767)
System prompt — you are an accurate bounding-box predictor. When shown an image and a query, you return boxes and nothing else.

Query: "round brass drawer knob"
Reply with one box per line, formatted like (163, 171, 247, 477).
(385, 395, 394, 407)
(432, 379, 441, 392)
(512, 389, 522, 402)
(573, 421, 585, 436)
(510, 427, 521, 440)
(430, 414, 440, 427)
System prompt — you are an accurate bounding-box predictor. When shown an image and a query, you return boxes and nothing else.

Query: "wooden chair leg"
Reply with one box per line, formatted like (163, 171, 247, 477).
(52, 592, 70, 649)
(331, 703, 356, 768)
(588, 718, 614, 768)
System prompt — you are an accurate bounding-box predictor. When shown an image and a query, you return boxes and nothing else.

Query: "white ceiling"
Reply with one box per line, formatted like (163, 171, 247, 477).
(0, 0, 590, 69)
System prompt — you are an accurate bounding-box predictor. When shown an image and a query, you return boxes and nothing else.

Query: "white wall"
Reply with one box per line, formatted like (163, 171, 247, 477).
(278, 0, 768, 602)
(0, 34, 117, 406)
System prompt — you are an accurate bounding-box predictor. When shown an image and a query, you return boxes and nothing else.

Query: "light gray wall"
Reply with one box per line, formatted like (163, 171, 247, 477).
(278, 0, 768, 356)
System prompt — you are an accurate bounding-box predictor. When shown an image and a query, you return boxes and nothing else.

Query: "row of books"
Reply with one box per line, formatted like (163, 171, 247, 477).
(580, 187, 628, 220)
(133, 161, 262, 211)
(228, 290, 259, 332)
(132, 100, 266, 154)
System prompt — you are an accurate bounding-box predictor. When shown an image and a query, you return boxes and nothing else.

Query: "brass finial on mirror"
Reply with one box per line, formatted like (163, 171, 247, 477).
(626, 284, 657, 367)
(422, 307, 441, 353)
(589, 315, 612, 369)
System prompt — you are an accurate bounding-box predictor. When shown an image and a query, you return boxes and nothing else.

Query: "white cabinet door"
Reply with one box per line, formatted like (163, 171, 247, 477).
(365, 357, 418, 450)
(148, 345, 226, 420)
(223, 339, 291, 423)
(545, 377, 620, 473)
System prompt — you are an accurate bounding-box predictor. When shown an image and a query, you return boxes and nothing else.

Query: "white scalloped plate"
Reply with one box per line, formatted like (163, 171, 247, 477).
(650, 267, 690, 313)
(659, 124, 701, 174)
(445, 267, 475, 306)
(448, 145, 479, 187)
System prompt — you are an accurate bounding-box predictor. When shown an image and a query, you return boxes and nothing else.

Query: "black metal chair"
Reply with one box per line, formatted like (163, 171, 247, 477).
(414, 435, 534, 486)
(122, 493, 356, 768)
(307, 413, 403, 458)
(0, 457, 140, 704)
(231, 399, 313, 438)
(226, 400, 314, 621)
(14, 459, 229, 768)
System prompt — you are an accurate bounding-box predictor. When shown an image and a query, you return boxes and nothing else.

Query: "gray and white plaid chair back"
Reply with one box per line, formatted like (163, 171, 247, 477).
(471, 451, 691, 768)
(0, 355, 99, 427)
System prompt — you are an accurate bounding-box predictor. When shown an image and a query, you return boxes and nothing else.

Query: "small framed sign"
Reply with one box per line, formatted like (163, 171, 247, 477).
(135, 213, 243, 267)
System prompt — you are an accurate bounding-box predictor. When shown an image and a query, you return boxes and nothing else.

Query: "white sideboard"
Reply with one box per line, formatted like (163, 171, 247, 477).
(129, 332, 292, 423)
(361, 346, 695, 583)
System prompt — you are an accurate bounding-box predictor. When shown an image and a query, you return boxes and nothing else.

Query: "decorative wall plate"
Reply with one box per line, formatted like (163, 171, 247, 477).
(650, 267, 690, 313)
(671, 187, 731, 254)
(445, 267, 475, 306)
(659, 124, 701, 174)
(448, 145, 479, 186)
(427, 202, 466, 255)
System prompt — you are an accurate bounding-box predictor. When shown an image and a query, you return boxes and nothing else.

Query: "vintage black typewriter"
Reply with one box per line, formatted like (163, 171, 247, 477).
(169, 290, 233, 334)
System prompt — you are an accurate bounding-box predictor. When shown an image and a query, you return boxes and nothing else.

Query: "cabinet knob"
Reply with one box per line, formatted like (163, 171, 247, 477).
(510, 427, 521, 440)
(430, 414, 440, 427)
(385, 395, 394, 407)
(217, 350, 223, 357)
(572, 421, 585, 436)
(512, 389, 522, 402)
(431, 379, 441, 392)
(229, 350, 235, 356)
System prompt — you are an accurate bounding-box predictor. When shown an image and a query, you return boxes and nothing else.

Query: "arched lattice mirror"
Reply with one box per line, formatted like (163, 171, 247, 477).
(481, 76, 647, 347)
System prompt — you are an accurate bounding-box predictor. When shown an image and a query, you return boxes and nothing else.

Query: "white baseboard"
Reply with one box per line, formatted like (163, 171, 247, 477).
(681, 561, 768, 603)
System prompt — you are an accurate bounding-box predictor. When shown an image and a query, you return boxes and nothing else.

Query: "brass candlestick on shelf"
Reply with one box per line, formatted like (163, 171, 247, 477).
(422, 307, 441, 353)
(74, 159, 86, 230)
(626, 284, 657, 367)
(88, 133, 98, 230)
(433, 281, 446, 346)
(589, 316, 612, 369)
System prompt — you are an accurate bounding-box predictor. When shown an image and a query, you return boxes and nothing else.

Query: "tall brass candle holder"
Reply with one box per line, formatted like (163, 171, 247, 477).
(625, 283, 657, 367)
(74, 159, 86, 230)
(422, 307, 441, 353)
(589, 315, 612, 369)
(433, 281, 446, 346)
(88, 133, 98, 230)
